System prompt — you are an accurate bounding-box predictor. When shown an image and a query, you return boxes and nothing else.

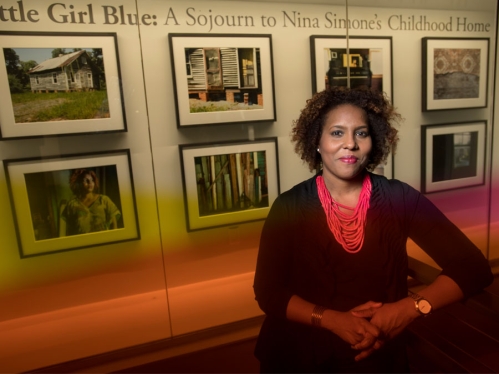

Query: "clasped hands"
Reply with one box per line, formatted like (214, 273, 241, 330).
(323, 300, 415, 361)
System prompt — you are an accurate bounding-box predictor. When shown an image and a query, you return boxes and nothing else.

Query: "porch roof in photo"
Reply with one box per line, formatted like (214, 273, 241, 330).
(28, 50, 86, 74)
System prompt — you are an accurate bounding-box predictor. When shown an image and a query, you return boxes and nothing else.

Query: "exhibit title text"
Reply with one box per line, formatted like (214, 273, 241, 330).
(0, 1, 492, 33)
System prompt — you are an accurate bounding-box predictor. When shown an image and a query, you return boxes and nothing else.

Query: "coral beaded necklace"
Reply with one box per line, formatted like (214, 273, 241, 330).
(316, 173, 372, 253)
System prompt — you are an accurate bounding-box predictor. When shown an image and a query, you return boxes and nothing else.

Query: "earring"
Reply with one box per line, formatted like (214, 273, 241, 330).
(317, 148, 320, 153)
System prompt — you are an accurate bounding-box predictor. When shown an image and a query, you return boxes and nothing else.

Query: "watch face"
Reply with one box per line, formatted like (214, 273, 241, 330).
(418, 299, 432, 314)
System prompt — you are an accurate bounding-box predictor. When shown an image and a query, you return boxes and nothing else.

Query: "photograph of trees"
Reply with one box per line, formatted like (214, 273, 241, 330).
(194, 150, 269, 217)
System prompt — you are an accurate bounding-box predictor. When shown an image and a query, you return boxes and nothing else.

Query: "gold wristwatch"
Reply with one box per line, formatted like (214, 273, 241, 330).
(411, 293, 432, 316)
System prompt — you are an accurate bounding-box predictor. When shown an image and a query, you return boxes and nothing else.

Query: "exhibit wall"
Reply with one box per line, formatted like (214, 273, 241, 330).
(0, 0, 497, 371)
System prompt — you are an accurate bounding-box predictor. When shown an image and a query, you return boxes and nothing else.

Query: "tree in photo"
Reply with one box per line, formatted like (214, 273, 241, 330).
(51, 48, 68, 58)
(4, 48, 23, 93)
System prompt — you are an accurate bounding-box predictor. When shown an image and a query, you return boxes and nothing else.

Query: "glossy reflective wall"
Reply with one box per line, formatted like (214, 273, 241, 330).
(0, 0, 496, 371)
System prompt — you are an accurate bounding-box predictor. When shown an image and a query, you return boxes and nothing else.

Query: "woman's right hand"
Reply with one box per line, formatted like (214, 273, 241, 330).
(321, 301, 382, 348)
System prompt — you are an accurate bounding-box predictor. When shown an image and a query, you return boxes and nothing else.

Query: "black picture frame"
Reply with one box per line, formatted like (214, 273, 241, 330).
(4, 149, 140, 257)
(422, 37, 489, 111)
(169, 33, 276, 128)
(421, 121, 487, 194)
(179, 137, 279, 231)
(0, 31, 126, 139)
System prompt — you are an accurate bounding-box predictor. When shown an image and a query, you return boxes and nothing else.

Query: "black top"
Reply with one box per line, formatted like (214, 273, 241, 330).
(253, 172, 493, 371)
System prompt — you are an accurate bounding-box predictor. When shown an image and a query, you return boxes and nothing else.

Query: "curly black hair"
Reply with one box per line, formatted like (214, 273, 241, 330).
(291, 86, 401, 172)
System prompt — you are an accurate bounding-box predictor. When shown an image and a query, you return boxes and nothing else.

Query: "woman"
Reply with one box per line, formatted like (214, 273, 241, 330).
(253, 87, 493, 373)
(60, 169, 121, 236)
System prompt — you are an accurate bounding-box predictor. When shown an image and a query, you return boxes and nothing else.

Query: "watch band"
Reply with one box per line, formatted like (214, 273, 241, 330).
(411, 292, 422, 301)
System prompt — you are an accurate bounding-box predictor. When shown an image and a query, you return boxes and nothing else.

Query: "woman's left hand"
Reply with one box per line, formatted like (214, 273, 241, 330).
(350, 298, 418, 361)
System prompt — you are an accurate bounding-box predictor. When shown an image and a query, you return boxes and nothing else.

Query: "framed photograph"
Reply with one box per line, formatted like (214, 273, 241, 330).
(310, 35, 393, 99)
(421, 121, 486, 194)
(179, 138, 279, 231)
(310, 35, 394, 178)
(169, 33, 276, 127)
(422, 38, 489, 111)
(0, 31, 126, 139)
(4, 150, 140, 258)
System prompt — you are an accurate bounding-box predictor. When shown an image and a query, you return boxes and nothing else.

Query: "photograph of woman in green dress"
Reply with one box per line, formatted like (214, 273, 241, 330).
(60, 169, 121, 236)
